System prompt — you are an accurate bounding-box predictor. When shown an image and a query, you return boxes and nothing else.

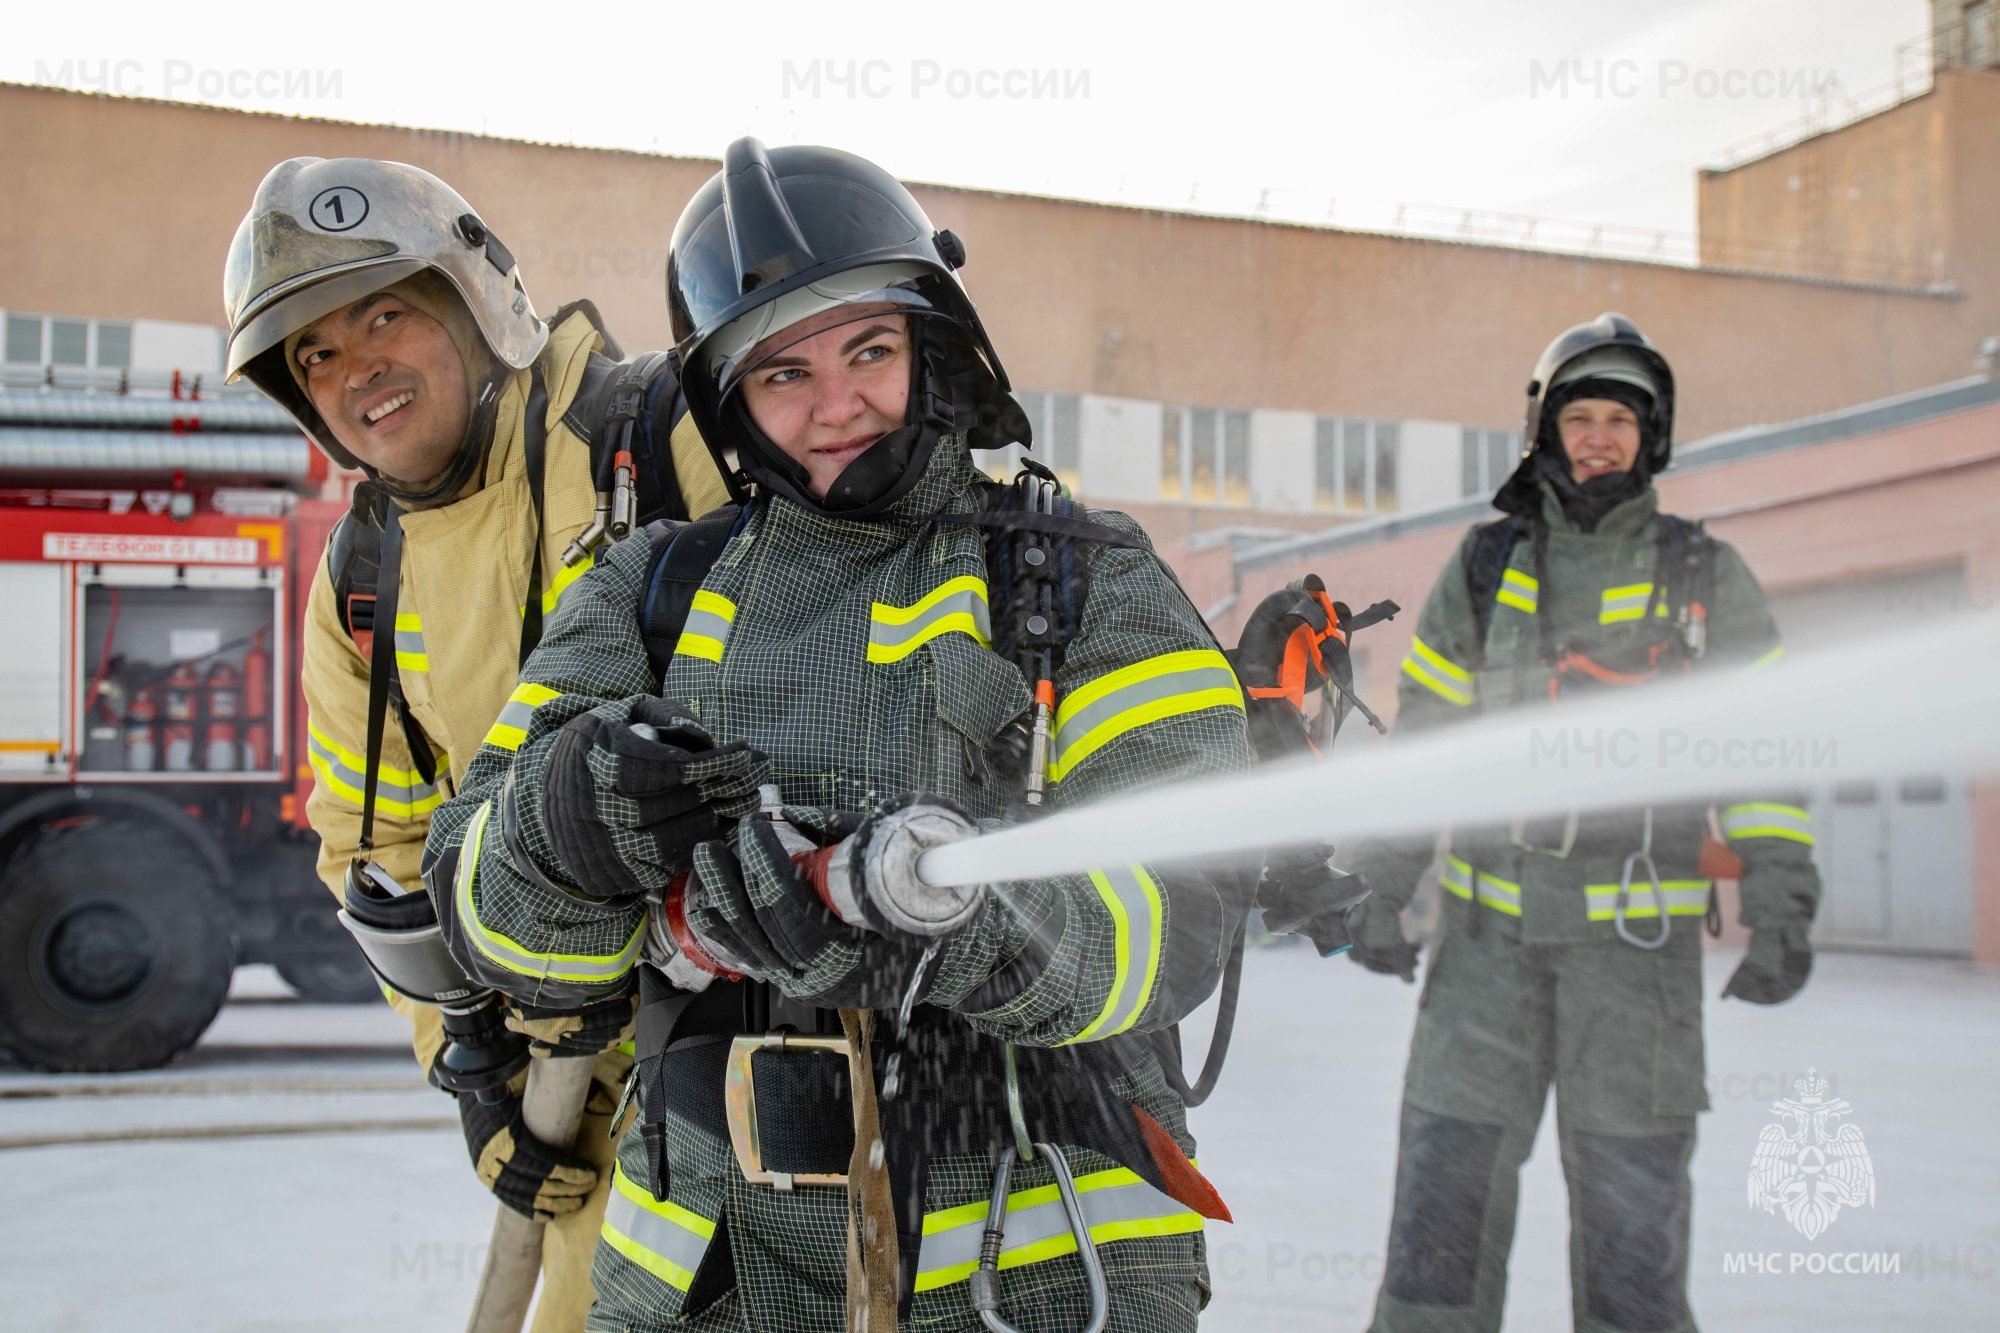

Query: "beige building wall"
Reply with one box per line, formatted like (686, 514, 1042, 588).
(4, 81, 1997, 459)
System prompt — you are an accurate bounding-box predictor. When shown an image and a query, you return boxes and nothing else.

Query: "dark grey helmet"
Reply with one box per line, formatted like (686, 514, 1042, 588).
(1521, 311, 1676, 473)
(666, 138, 1028, 518)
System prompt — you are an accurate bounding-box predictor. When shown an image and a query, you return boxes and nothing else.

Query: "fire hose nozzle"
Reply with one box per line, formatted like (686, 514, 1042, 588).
(824, 802, 987, 938)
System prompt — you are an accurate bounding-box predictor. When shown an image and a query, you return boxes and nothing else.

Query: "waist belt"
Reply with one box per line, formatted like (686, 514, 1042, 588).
(632, 964, 1186, 1317)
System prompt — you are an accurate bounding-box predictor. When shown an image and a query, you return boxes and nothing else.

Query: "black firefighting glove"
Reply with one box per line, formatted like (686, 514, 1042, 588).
(685, 804, 935, 1009)
(1722, 923, 1813, 1005)
(541, 697, 769, 898)
(1345, 889, 1420, 983)
(1257, 845, 1371, 957)
(506, 989, 638, 1057)
(456, 1089, 597, 1222)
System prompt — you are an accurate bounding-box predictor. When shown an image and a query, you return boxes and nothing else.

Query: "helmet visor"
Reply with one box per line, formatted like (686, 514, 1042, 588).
(705, 262, 938, 399)
(226, 258, 424, 381)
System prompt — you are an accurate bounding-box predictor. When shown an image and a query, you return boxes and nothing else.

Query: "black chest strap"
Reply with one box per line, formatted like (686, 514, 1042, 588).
(357, 503, 404, 856)
(637, 503, 750, 683)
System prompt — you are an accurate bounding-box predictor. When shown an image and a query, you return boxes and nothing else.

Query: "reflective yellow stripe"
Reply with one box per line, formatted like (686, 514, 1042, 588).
(1049, 648, 1242, 782)
(676, 590, 737, 663)
(600, 1165, 715, 1292)
(1065, 866, 1163, 1045)
(1599, 583, 1658, 624)
(393, 612, 428, 672)
(1720, 802, 1815, 845)
(913, 1164, 1203, 1292)
(483, 682, 563, 752)
(1440, 856, 1519, 915)
(454, 799, 645, 982)
(1402, 635, 1475, 707)
(1749, 645, 1786, 671)
(542, 550, 594, 614)
(1585, 880, 1712, 920)
(866, 576, 992, 664)
(305, 721, 441, 816)
(1496, 568, 1538, 614)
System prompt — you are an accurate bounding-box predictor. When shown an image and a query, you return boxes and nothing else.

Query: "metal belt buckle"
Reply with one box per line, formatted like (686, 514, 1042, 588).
(723, 1032, 855, 1190)
(1510, 809, 1580, 859)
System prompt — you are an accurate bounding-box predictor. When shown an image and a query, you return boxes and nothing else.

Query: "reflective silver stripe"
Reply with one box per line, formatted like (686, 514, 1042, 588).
(1496, 568, 1538, 614)
(1474, 871, 1521, 917)
(1585, 880, 1711, 919)
(866, 576, 991, 663)
(1402, 635, 1476, 707)
(913, 1165, 1203, 1292)
(483, 682, 561, 752)
(600, 1165, 715, 1292)
(393, 612, 428, 672)
(676, 590, 736, 663)
(1065, 865, 1163, 1044)
(454, 800, 645, 983)
(1599, 583, 1659, 625)
(1720, 803, 1815, 845)
(305, 722, 441, 815)
(1050, 649, 1242, 782)
(1441, 856, 1474, 899)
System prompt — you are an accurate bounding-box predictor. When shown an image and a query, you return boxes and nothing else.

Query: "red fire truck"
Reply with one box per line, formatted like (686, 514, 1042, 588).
(0, 378, 373, 1072)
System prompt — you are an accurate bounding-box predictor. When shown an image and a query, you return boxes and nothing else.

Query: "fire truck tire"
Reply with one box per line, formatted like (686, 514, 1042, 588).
(276, 946, 382, 1005)
(0, 820, 236, 1072)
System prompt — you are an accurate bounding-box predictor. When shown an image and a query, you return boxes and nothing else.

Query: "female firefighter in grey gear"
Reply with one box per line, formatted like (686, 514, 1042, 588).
(422, 139, 1255, 1332)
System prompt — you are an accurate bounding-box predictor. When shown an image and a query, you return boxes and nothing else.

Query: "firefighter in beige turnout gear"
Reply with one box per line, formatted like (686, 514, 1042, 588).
(224, 156, 733, 1330)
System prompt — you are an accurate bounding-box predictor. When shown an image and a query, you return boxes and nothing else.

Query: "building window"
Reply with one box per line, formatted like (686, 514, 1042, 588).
(1460, 427, 1524, 496)
(1161, 406, 1184, 500)
(1314, 417, 1400, 513)
(2, 313, 136, 370)
(1008, 390, 1081, 491)
(1223, 410, 1251, 505)
(96, 322, 132, 369)
(1189, 408, 1218, 502)
(5, 315, 39, 365)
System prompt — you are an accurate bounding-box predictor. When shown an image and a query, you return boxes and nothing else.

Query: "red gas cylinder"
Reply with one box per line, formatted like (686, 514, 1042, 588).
(124, 689, 159, 772)
(242, 719, 273, 772)
(204, 661, 240, 771)
(162, 663, 201, 771)
(243, 629, 271, 720)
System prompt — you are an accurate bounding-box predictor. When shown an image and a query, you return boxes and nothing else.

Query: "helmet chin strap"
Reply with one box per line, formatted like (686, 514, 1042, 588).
(372, 370, 506, 509)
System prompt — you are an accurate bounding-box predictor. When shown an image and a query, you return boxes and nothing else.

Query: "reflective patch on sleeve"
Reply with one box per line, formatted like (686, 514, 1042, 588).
(1049, 648, 1242, 782)
(1721, 802, 1815, 845)
(482, 682, 563, 753)
(453, 798, 645, 983)
(675, 590, 737, 664)
(306, 721, 441, 816)
(1402, 635, 1476, 707)
(1496, 569, 1539, 614)
(914, 1164, 1203, 1291)
(393, 612, 428, 673)
(600, 1164, 715, 1292)
(1598, 583, 1659, 624)
(866, 576, 991, 664)
(1064, 865, 1163, 1045)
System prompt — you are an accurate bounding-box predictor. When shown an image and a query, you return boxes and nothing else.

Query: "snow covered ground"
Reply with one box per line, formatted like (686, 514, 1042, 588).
(3, 952, 1996, 1331)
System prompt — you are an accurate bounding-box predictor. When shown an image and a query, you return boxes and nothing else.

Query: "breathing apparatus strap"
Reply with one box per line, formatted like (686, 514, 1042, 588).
(357, 503, 405, 857)
(518, 365, 550, 668)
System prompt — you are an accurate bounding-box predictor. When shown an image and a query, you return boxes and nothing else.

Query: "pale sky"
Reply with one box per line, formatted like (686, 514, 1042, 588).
(7, 0, 1929, 239)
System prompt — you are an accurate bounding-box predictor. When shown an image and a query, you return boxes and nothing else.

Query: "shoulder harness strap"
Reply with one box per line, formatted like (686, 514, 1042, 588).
(327, 503, 436, 787)
(1462, 514, 1526, 668)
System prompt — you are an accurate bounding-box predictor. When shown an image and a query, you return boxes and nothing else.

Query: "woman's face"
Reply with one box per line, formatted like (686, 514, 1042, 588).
(737, 306, 912, 498)
(1557, 396, 1643, 483)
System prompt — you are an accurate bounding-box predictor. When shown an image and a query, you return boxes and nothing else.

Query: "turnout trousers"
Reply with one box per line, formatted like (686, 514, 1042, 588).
(1367, 896, 1709, 1333)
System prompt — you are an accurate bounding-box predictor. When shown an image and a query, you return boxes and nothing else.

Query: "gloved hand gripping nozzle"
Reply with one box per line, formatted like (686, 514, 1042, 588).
(651, 786, 988, 989)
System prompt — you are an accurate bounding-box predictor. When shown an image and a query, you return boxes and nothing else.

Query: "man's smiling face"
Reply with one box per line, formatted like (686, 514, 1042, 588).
(296, 291, 470, 486)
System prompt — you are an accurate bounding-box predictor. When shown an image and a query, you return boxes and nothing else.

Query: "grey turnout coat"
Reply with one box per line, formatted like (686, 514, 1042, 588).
(423, 437, 1254, 1331)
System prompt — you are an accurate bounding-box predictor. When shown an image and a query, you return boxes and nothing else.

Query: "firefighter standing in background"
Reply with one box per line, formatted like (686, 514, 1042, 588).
(422, 138, 1254, 1331)
(1344, 314, 1822, 1333)
(223, 156, 733, 1331)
